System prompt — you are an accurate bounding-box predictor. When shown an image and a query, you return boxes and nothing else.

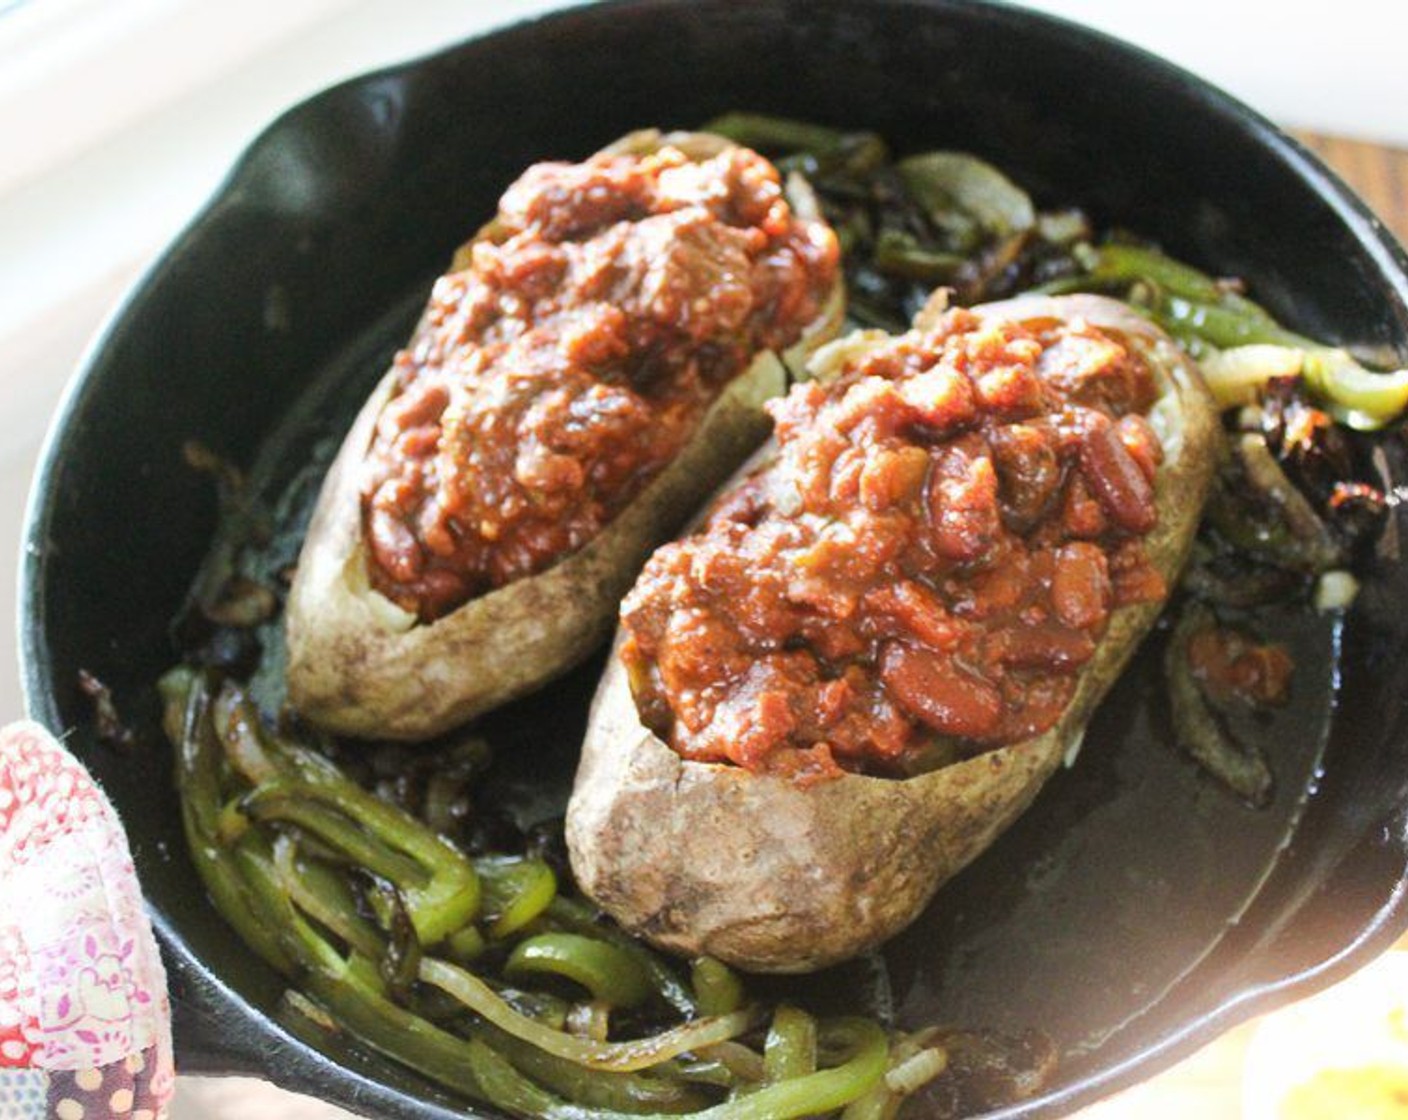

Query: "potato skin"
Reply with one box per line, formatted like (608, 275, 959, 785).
(566, 294, 1220, 973)
(285, 131, 843, 740)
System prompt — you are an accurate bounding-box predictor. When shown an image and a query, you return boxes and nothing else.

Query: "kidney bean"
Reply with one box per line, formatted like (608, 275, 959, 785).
(1051, 542, 1111, 631)
(366, 502, 423, 583)
(879, 641, 1002, 739)
(816, 677, 856, 728)
(997, 622, 1096, 671)
(396, 425, 441, 460)
(927, 439, 1001, 562)
(1116, 413, 1162, 482)
(1079, 417, 1155, 533)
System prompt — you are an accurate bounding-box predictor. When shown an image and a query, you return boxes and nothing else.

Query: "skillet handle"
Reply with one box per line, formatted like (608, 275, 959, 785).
(171, 995, 268, 1077)
(165, 949, 271, 1078)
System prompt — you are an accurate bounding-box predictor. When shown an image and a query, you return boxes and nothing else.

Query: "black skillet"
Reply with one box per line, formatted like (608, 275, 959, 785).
(20, 0, 1408, 1116)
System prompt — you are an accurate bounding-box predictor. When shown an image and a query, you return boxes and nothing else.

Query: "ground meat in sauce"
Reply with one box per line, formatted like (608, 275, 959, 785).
(359, 144, 838, 621)
(620, 308, 1169, 780)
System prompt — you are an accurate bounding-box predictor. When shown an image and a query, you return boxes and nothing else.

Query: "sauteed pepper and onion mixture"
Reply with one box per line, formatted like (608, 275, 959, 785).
(152, 115, 1402, 1118)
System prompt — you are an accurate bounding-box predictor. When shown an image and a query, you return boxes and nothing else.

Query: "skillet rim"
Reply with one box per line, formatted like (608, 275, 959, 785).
(17, 0, 1408, 1116)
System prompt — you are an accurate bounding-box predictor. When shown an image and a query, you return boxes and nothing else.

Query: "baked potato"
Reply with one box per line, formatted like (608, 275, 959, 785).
(286, 130, 843, 740)
(565, 293, 1220, 973)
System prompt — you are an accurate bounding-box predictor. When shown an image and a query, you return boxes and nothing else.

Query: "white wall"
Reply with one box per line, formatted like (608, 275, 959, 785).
(1027, 0, 1408, 147)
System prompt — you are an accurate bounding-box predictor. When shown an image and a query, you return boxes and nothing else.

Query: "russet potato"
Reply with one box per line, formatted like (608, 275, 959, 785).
(566, 295, 1220, 973)
(285, 131, 843, 740)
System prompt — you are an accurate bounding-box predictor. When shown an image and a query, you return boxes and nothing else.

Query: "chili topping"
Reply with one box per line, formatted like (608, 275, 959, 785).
(621, 307, 1170, 780)
(361, 143, 839, 620)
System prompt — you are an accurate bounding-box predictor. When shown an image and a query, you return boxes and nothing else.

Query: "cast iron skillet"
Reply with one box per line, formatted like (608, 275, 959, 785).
(20, 0, 1408, 1116)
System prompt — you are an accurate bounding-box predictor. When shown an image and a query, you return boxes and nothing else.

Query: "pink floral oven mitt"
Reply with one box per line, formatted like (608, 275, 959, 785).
(0, 721, 174, 1118)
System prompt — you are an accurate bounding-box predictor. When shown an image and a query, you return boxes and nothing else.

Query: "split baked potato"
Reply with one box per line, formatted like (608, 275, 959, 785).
(285, 130, 843, 740)
(565, 294, 1220, 973)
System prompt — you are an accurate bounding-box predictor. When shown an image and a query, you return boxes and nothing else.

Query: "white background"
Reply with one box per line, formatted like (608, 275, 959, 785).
(0, 1, 1403, 1116)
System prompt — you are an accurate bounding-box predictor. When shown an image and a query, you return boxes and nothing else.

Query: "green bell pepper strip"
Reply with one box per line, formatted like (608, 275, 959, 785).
(547, 897, 697, 1017)
(235, 714, 479, 946)
(446, 922, 487, 963)
(269, 833, 384, 958)
(221, 830, 505, 1106)
(1047, 242, 1290, 325)
(470, 1018, 889, 1120)
(1152, 295, 1308, 352)
(648, 1058, 737, 1090)
(375, 879, 424, 1001)
(170, 672, 479, 947)
(417, 955, 757, 1073)
(700, 113, 850, 158)
(763, 1006, 818, 1083)
(690, 959, 744, 1018)
(700, 113, 889, 182)
(267, 832, 706, 1114)
(840, 1084, 902, 1120)
(478, 1025, 711, 1115)
(164, 670, 295, 974)
(1301, 348, 1408, 430)
(241, 784, 427, 886)
(506, 933, 653, 1009)
(210, 685, 281, 785)
(896, 151, 1035, 241)
(303, 966, 493, 1103)
(478, 855, 559, 939)
(692, 1042, 765, 1085)
(872, 230, 966, 282)
(1039, 242, 1408, 428)
(279, 914, 495, 1101)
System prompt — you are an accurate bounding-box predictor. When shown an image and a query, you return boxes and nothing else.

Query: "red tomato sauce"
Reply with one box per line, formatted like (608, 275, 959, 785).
(621, 308, 1169, 780)
(361, 143, 839, 620)
(1186, 626, 1293, 709)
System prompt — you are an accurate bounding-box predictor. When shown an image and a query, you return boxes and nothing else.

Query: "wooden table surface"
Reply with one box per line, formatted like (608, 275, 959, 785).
(1068, 129, 1408, 1120)
(1295, 131, 1408, 243)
